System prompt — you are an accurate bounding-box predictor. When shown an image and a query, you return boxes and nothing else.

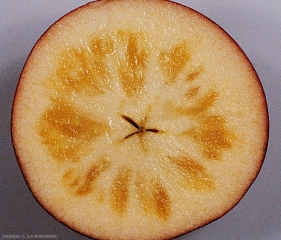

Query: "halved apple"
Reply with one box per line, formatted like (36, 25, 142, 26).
(12, 0, 268, 239)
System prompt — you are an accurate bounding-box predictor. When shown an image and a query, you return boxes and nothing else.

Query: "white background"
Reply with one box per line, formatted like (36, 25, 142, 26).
(1, 1, 280, 239)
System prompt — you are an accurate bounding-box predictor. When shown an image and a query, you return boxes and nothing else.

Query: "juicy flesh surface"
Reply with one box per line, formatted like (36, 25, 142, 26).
(37, 30, 236, 220)
(13, 1, 268, 239)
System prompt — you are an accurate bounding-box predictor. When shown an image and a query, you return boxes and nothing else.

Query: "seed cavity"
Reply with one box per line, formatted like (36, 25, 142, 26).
(120, 114, 140, 130)
(120, 114, 161, 152)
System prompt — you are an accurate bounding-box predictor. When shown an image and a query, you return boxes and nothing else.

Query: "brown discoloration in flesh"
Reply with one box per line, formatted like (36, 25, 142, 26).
(159, 42, 190, 84)
(168, 156, 214, 190)
(38, 99, 108, 162)
(111, 167, 132, 214)
(62, 158, 111, 196)
(117, 31, 148, 97)
(183, 115, 236, 160)
(136, 174, 171, 220)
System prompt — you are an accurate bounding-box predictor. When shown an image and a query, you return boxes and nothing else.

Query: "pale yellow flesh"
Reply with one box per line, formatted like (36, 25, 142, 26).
(12, 1, 268, 239)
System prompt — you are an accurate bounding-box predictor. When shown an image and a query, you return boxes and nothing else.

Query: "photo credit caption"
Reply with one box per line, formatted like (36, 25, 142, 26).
(1, 235, 58, 239)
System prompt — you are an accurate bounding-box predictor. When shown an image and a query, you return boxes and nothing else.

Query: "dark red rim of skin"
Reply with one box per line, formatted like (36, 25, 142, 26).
(11, 0, 269, 239)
